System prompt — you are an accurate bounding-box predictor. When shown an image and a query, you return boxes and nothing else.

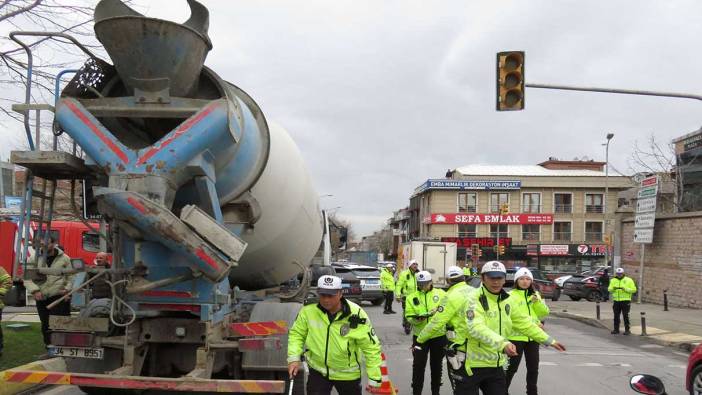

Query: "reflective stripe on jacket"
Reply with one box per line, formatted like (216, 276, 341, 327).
(417, 281, 475, 348)
(507, 288, 550, 342)
(380, 268, 395, 292)
(287, 298, 382, 382)
(404, 287, 446, 336)
(395, 269, 417, 298)
(465, 285, 555, 372)
(608, 276, 637, 301)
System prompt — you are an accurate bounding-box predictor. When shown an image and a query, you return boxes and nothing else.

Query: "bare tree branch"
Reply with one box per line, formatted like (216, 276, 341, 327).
(0, 0, 41, 24)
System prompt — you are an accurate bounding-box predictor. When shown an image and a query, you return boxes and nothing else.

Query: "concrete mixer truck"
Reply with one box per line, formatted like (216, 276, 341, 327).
(3, 0, 323, 393)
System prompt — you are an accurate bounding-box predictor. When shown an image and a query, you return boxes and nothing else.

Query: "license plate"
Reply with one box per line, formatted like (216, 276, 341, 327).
(48, 346, 104, 359)
(506, 274, 514, 280)
(364, 279, 379, 285)
(566, 283, 575, 288)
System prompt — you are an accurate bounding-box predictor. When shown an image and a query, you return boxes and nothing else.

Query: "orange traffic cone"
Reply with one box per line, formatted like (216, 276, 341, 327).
(366, 353, 398, 394)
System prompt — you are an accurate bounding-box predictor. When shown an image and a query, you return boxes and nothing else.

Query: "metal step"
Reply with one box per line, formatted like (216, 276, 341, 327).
(11, 150, 91, 180)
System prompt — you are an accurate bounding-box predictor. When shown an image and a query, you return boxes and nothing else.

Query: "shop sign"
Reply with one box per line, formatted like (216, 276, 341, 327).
(529, 243, 607, 256)
(539, 245, 569, 256)
(425, 213, 553, 225)
(575, 244, 607, 256)
(415, 179, 521, 193)
(441, 237, 511, 248)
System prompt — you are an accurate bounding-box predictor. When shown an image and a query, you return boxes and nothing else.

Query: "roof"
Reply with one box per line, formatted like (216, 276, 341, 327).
(454, 165, 623, 177)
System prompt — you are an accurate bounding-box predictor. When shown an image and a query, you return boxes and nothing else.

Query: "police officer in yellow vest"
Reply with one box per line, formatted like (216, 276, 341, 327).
(459, 261, 566, 395)
(380, 263, 397, 314)
(405, 271, 446, 395)
(608, 267, 637, 335)
(396, 260, 419, 334)
(416, 266, 476, 390)
(288, 275, 383, 395)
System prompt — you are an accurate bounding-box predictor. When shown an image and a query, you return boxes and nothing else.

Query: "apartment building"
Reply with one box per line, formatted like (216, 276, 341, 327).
(408, 159, 633, 273)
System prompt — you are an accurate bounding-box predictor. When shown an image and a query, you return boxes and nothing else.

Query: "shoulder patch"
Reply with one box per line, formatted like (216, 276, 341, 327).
(340, 324, 350, 336)
(505, 304, 511, 315)
(437, 306, 444, 313)
(466, 309, 475, 321)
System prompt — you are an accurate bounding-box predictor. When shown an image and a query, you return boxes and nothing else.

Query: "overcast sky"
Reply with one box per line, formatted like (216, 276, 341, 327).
(2, 1, 702, 237)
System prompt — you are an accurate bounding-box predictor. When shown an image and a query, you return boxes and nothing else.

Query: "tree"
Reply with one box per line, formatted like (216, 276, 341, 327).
(627, 133, 682, 211)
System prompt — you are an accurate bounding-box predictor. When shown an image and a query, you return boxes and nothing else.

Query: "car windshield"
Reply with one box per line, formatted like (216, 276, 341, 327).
(333, 267, 351, 273)
(352, 268, 379, 277)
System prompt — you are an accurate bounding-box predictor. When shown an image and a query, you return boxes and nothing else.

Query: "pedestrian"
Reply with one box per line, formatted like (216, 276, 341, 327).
(405, 271, 446, 395)
(380, 263, 397, 314)
(395, 260, 419, 334)
(88, 252, 112, 300)
(25, 236, 74, 346)
(608, 267, 637, 335)
(456, 261, 566, 395)
(598, 268, 610, 302)
(416, 266, 476, 390)
(505, 267, 550, 395)
(288, 275, 383, 395)
(0, 265, 12, 356)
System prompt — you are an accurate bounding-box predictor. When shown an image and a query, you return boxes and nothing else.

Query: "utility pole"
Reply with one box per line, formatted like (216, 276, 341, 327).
(604, 133, 614, 269)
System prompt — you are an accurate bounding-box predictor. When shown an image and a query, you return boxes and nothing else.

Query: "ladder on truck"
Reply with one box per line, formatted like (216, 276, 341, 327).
(8, 32, 94, 290)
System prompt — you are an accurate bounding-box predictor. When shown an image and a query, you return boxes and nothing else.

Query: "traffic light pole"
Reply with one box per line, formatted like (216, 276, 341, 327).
(525, 83, 702, 101)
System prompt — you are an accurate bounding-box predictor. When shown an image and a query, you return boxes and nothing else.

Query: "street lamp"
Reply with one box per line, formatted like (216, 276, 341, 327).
(604, 133, 614, 268)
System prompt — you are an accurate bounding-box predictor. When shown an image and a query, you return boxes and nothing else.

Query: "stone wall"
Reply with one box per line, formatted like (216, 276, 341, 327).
(620, 212, 702, 308)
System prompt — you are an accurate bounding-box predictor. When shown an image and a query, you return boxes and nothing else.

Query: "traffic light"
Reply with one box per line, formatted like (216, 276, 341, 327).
(471, 243, 482, 257)
(498, 245, 506, 255)
(496, 51, 525, 111)
(500, 203, 509, 215)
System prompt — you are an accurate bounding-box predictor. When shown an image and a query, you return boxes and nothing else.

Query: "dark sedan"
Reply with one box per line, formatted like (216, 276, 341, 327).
(562, 275, 602, 301)
(305, 264, 362, 304)
(506, 267, 560, 301)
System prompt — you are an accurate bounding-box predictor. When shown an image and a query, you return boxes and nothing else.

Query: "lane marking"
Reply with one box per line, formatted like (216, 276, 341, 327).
(576, 363, 604, 367)
(674, 351, 690, 357)
(639, 344, 663, 349)
(609, 363, 632, 367)
(668, 364, 687, 369)
(539, 362, 557, 366)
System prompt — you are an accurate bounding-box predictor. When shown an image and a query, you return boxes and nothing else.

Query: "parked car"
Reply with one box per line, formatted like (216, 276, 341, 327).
(333, 262, 384, 305)
(562, 275, 602, 301)
(305, 264, 362, 304)
(554, 266, 611, 288)
(528, 267, 561, 301)
(687, 343, 702, 395)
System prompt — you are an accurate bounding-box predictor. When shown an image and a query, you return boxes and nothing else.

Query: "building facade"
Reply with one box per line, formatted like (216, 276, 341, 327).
(409, 160, 633, 274)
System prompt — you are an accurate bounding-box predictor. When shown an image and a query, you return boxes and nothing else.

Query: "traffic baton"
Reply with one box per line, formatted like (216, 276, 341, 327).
(288, 377, 294, 395)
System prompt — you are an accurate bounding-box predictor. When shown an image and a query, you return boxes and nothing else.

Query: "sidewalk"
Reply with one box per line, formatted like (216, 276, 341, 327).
(549, 299, 702, 352)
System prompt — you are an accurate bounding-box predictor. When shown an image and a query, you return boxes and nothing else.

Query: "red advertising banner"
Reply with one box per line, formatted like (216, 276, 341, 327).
(441, 237, 512, 248)
(425, 213, 553, 225)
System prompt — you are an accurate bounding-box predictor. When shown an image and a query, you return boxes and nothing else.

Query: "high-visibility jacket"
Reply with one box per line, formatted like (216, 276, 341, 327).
(462, 267, 472, 277)
(404, 287, 446, 336)
(464, 285, 556, 372)
(0, 267, 12, 309)
(287, 298, 382, 382)
(416, 281, 475, 348)
(380, 268, 395, 292)
(24, 248, 74, 298)
(395, 269, 417, 298)
(507, 288, 550, 342)
(608, 276, 637, 302)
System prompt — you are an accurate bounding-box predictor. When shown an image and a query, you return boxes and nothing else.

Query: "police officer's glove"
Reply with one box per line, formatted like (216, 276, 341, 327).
(368, 378, 382, 388)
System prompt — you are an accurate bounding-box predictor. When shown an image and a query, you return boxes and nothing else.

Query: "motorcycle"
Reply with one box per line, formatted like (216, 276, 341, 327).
(630, 374, 667, 395)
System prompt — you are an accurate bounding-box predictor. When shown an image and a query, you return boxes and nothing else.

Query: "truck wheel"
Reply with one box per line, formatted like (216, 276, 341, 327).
(551, 288, 560, 302)
(569, 296, 581, 301)
(372, 298, 384, 306)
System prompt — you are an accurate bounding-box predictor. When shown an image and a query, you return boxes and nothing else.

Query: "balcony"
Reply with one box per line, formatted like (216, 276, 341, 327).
(585, 232, 603, 241)
(554, 204, 572, 213)
(553, 232, 572, 242)
(521, 232, 540, 241)
(585, 205, 604, 213)
(521, 204, 541, 213)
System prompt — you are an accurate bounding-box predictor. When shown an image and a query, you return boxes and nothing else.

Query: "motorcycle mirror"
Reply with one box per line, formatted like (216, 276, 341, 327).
(630, 374, 666, 395)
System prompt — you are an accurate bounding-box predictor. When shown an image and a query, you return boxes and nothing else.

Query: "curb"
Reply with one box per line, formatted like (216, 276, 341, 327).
(552, 311, 697, 353)
(0, 357, 67, 395)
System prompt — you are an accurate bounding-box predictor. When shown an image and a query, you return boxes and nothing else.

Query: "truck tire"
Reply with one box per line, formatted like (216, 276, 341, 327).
(569, 296, 581, 301)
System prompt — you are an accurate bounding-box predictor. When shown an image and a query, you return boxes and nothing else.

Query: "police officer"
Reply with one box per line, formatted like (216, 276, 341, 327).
(416, 266, 476, 389)
(458, 261, 566, 395)
(396, 260, 419, 334)
(380, 263, 397, 314)
(288, 275, 383, 395)
(608, 267, 637, 335)
(405, 271, 446, 395)
(459, 261, 472, 278)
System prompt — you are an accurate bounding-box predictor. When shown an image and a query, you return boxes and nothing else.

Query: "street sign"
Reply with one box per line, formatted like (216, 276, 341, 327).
(641, 175, 659, 187)
(635, 213, 656, 228)
(634, 228, 653, 244)
(637, 185, 658, 199)
(636, 196, 657, 213)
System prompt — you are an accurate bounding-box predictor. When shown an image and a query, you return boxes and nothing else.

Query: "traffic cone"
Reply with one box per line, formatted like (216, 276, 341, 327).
(366, 352, 398, 394)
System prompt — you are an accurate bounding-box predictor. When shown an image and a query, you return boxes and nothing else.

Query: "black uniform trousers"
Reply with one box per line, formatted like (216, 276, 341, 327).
(412, 335, 446, 395)
(505, 340, 540, 395)
(36, 295, 71, 346)
(383, 291, 394, 312)
(613, 300, 631, 332)
(451, 365, 506, 395)
(307, 367, 361, 395)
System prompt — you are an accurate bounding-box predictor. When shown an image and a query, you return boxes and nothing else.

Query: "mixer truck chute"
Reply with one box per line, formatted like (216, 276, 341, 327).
(3, 0, 322, 392)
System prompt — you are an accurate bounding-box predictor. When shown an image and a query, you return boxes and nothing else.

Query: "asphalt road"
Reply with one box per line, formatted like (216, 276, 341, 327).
(33, 299, 690, 395)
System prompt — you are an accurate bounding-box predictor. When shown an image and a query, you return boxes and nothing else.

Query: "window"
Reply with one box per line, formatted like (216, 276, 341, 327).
(490, 193, 510, 213)
(553, 222, 572, 241)
(585, 221, 603, 241)
(522, 224, 540, 241)
(585, 193, 604, 213)
(522, 193, 541, 213)
(489, 224, 508, 238)
(458, 224, 477, 237)
(554, 193, 572, 213)
(458, 193, 477, 213)
(82, 231, 101, 253)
